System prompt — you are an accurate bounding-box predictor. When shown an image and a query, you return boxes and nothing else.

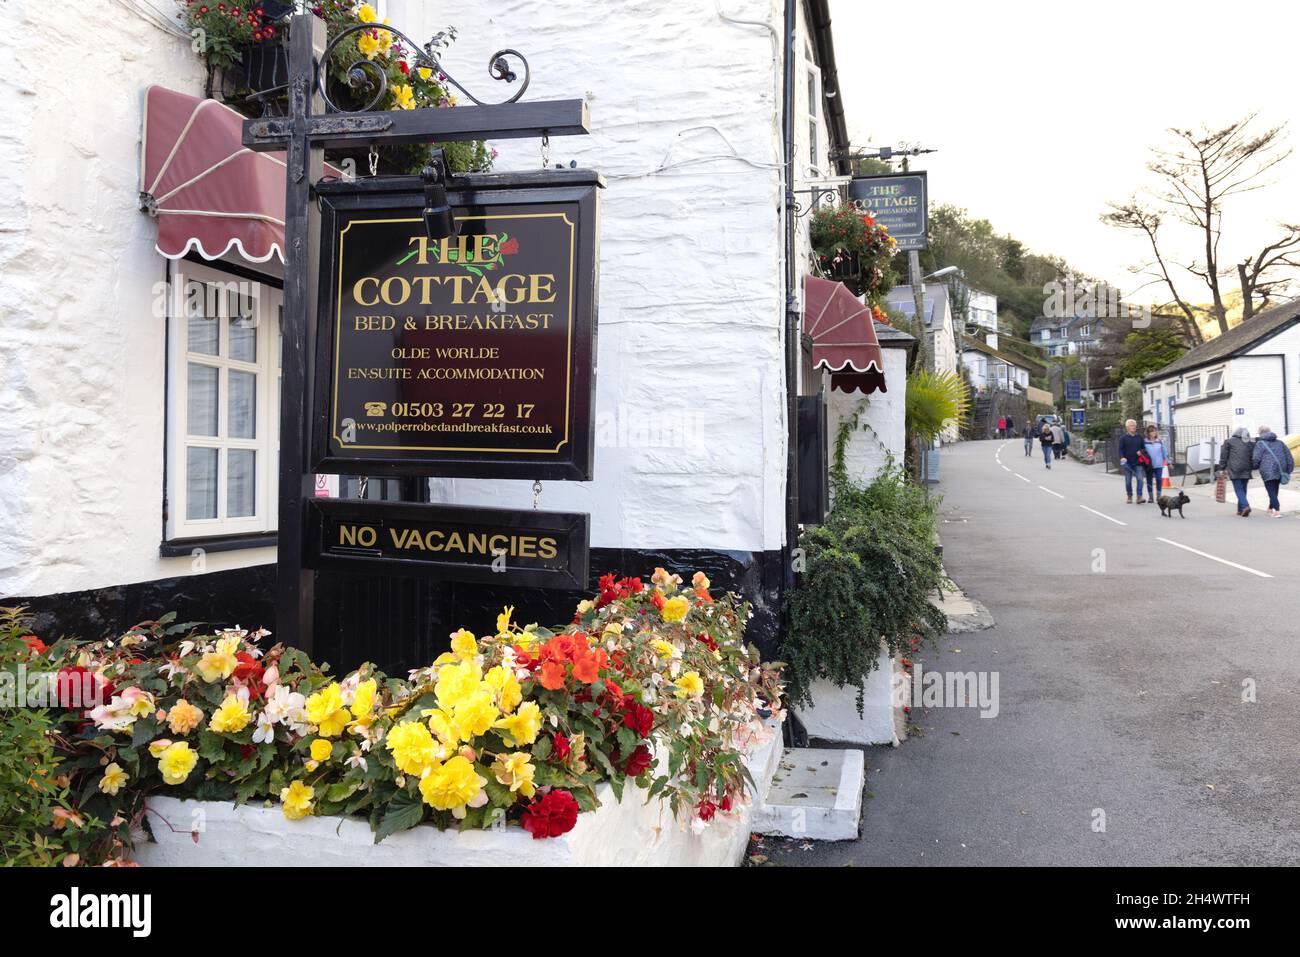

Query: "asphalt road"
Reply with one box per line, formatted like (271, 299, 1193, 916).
(766, 439, 1300, 866)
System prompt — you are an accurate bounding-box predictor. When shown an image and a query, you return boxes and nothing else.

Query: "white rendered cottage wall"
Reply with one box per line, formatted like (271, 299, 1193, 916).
(826, 347, 909, 486)
(0, 3, 282, 599)
(431, 0, 790, 553)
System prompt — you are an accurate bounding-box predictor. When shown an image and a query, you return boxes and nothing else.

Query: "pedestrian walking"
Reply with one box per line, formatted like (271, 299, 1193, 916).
(1142, 425, 1170, 503)
(1117, 418, 1146, 503)
(1050, 422, 1065, 461)
(1039, 424, 1055, 469)
(997, 416, 1006, 439)
(1251, 426, 1294, 517)
(1216, 427, 1256, 516)
(1023, 422, 1033, 457)
(1006, 416, 1015, 438)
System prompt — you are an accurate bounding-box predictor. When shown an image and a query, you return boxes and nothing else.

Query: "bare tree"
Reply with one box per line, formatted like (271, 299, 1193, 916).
(1103, 114, 1298, 338)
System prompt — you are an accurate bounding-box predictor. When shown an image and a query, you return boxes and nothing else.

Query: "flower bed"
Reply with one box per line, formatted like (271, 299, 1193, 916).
(27, 570, 781, 866)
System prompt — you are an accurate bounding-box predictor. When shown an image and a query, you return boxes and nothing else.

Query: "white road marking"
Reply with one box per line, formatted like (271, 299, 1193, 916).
(1014, 473, 1032, 483)
(1156, 537, 1273, 579)
(1038, 485, 1066, 499)
(1078, 504, 1126, 526)
(1000, 465, 1011, 472)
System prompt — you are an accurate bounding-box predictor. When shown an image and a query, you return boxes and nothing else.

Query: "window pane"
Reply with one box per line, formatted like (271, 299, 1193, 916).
(188, 314, 219, 355)
(228, 449, 256, 517)
(187, 363, 218, 436)
(229, 369, 257, 439)
(229, 314, 256, 362)
(186, 447, 218, 520)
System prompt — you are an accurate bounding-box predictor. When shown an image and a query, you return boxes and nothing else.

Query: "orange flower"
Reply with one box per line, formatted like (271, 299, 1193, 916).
(539, 660, 567, 690)
(571, 654, 600, 684)
(694, 587, 714, 603)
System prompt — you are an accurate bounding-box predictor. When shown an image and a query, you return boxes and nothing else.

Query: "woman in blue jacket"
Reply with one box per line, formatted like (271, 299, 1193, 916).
(1142, 425, 1170, 502)
(1251, 426, 1294, 517)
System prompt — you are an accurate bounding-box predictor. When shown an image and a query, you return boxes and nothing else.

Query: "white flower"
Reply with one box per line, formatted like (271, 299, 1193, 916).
(251, 714, 276, 744)
(262, 684, 308, 733)
(346, 754, 368, 771)
(158, 660, 186, 681)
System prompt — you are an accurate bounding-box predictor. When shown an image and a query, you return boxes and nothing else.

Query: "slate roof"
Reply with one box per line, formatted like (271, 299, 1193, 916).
(1143, 299, 1300, 382)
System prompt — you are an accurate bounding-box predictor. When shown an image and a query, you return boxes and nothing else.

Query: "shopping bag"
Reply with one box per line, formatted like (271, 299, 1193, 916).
(1214, 473, 1226, 504)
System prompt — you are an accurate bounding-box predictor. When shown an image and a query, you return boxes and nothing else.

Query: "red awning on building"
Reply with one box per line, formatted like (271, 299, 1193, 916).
(139, 86, 339, 264)
(803, 275, 888, 394)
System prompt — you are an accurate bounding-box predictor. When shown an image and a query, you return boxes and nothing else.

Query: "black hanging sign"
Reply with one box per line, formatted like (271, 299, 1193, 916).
(312, 169, 600, 480)
(308, 498, 590, 589)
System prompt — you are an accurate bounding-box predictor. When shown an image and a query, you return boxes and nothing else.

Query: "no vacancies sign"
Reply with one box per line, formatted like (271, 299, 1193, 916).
(308, 498, 590, 588)
(312, 172, 599, 479)
(847, 172, 928, 251)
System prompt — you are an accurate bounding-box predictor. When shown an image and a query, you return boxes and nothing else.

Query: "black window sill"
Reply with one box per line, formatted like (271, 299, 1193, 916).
(160, 533, 278, 557)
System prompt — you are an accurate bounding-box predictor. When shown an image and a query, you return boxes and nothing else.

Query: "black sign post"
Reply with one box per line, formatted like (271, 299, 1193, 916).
(244, 14, 593, 653)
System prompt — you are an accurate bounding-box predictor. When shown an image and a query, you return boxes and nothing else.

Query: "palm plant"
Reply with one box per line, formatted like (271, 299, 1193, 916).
(905, 369, 971, 443)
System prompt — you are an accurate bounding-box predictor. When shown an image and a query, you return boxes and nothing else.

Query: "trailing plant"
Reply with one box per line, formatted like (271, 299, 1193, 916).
(784, 465, 947, 712)
(30, 573, 780, 865)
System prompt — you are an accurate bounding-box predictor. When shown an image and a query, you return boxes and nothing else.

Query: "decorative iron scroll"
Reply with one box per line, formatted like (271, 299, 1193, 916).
(317, 22, 531, 113)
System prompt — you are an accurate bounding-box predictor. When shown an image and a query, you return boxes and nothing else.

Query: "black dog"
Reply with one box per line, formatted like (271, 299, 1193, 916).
(1158, 491, 1191, 518)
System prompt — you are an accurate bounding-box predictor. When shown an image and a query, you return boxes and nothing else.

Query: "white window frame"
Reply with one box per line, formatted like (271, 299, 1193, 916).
(806, 58, 822, 174)
(1205, 368, 1225, 393)
(166, 262, 282, 541)
(1185, 375, 1202, 399)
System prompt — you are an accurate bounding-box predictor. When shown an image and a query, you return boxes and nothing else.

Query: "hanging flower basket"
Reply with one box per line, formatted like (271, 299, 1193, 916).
(810, 204, 900, 300)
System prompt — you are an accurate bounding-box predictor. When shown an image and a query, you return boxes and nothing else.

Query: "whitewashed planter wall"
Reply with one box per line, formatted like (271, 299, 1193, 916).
(136, 719, 782, 867)
(798, 652, 903, 746)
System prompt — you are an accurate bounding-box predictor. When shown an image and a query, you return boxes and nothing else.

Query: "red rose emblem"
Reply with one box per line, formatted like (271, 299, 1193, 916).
(500, 237, 519, 255)
(521, 789, 580, 839)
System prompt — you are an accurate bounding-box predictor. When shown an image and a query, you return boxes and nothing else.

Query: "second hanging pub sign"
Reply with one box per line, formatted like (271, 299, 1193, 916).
(312, 169, 600, 481)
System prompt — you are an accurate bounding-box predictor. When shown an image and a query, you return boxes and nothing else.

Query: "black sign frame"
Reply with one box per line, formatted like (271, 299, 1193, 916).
(307, 498, 590, 589)
(311, 169, 601, 481)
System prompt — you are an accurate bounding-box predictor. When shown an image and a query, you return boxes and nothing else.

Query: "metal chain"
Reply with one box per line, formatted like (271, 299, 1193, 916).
(368, 146, 379, 177)
(540, 133, 551, 170)
(532, 479, 542, 510)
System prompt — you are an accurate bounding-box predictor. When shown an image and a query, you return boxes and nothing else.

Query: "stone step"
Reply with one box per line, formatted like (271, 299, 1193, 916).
(751, 747, 865, 841)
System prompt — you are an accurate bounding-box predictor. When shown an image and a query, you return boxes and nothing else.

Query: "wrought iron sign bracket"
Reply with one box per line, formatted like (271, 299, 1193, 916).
(791, 185, 842, 219)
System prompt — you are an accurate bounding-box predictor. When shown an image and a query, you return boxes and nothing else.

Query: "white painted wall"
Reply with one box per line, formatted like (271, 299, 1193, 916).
(0, 1, 280, 599)
(826, 346, 909, 484)
(434, 0, 792, 552)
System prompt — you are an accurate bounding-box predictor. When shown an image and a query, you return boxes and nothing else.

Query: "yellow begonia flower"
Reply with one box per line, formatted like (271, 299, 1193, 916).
(166, 699, 203, 735)
(306, 683, 350, 738)
(450, 629, 478, 661)
(357, 31, 382, 60)
(158, 742, 198, 786)
(651, 639, 676, 659)
(350, 679, 377, 719)
(493, 700, 541, 747)
(484, 665, 522, 713)
(417, 66, 433, 81)
(99, 762, 128, 796)
(196, 650, 237, 683)
(148, 740, 172, 758)
(386, 720, 440, 775)
(452, 689, 499, 739)
(392, 83, 416, 110)
(210, 695, 252, 734)
(434, 659, 482, 711)
(424, 707, 460, 747)
(576, 599, 594, 615)
(216, 635, 241, 656)
(418, 755, 485, 816)
(491, 752, 536, 798)
(496, 605, 515, 635)
(309, 739, 334, 762)
(661, 595, 690, 623)
(281, 780, 315, 820)
(674, 671, 705, 700)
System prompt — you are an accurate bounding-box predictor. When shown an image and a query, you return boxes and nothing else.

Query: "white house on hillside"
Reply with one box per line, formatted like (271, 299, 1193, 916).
(885, 282, 959, 378)
(1141, 300, 1300, 435)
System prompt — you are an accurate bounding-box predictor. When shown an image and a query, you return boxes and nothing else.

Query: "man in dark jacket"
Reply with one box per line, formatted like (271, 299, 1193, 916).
(1117, 418, 1147, 503)
(1251, 426, 1294, 517)
(1217, 427, 1256, 516)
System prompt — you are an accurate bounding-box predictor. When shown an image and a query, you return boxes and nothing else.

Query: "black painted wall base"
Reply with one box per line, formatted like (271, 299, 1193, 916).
(7, 549, 785, 676)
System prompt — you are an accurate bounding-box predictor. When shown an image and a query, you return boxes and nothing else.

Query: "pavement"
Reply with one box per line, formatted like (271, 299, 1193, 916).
(760, 439, 1300, 867)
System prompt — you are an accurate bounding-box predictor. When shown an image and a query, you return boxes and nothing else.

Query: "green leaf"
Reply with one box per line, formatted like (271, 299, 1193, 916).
(197, 730, 227, 763)
(374, 793, 426, 844)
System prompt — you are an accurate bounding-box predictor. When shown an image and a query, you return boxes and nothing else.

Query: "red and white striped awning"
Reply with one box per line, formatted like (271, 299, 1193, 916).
(803, 275, 888, 394)
(139, 86, 339, 264)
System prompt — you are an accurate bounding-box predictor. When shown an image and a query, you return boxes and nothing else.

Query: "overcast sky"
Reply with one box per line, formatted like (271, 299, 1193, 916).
(830, 0, 1300, 305)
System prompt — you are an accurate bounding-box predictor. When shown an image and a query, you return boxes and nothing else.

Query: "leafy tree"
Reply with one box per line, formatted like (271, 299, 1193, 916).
(1112, 327, 1186, 381)
(1118, 378, 1144, 423)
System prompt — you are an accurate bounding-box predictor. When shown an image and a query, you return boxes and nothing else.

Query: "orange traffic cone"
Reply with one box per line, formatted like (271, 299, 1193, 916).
(1163, 475, 1172, 489)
